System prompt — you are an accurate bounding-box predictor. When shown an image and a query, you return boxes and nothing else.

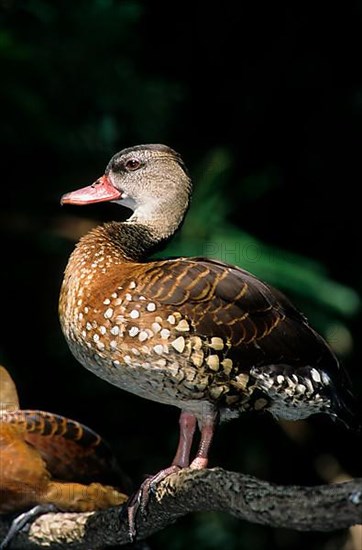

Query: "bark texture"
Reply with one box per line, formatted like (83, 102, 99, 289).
(1, 467, 361, 549)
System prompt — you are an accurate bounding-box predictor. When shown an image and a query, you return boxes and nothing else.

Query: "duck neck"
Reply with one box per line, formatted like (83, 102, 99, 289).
(101, 221, 168, 261)
(107, 192, 190, 261)
(73, 218, 177, 266)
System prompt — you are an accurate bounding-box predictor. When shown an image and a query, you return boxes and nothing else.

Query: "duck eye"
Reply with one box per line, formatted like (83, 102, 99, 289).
(125, 158, 141, 171)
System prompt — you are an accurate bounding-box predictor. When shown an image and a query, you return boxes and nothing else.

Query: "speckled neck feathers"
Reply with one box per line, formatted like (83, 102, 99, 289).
(96, 222, 165, 261)
(71, 216, 183, 264)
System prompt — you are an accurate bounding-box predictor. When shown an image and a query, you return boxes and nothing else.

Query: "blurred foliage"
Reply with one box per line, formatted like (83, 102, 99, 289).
(0, 0, 183, 155)
(1, 2, 362, 549)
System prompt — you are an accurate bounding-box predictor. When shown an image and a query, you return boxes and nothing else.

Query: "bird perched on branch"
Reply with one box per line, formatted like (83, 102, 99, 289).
(59, 144, 360, 537)
(0, 366, 128, 547)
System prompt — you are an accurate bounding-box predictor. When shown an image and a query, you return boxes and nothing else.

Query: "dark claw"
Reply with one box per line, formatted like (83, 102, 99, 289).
(1, 504, 57, 549)
(124, 465, 181, 541)
(126, 479, 150, 542)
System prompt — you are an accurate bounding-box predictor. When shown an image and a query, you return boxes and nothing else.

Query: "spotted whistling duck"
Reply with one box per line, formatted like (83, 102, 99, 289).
(59, 144, 360, 536)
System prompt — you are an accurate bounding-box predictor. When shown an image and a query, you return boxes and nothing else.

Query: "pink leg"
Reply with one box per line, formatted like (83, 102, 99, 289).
(189, 410, 218, 470)
(172, 411, 197, 468)
(127, 410, 197, 540)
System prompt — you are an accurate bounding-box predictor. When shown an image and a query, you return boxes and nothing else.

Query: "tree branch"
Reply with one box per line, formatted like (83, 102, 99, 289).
(1, 467, 361, 548)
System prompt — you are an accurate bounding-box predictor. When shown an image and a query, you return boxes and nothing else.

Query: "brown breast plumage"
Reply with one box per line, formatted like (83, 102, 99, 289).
(59, 233, 349, 423)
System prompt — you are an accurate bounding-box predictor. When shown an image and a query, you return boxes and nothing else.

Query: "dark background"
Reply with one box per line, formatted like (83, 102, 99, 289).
(0, 2, 361, 549)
